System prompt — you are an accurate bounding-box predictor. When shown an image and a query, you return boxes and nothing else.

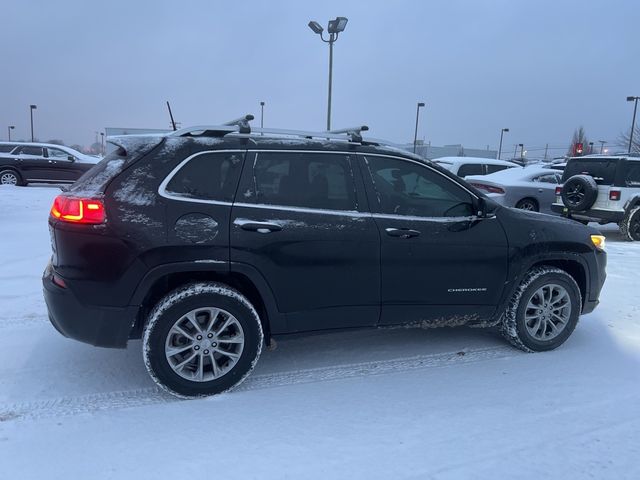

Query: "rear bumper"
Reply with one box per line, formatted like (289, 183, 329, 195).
(42, 262, 138, 348)
(551, 204, 625, 223)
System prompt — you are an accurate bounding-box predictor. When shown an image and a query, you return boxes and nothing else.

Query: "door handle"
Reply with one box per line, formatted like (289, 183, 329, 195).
(538, 188, 543, 193)
(236, 220, 282, 233)
(385, 227, 421, 238)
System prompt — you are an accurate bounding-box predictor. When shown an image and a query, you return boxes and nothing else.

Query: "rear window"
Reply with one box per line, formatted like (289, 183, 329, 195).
(0, 145, 17, 153)
(487, 164, 513, 174)
(68, 137, 162, 196)
(562, 158, 618, 185)
(626, 163, 640, 187)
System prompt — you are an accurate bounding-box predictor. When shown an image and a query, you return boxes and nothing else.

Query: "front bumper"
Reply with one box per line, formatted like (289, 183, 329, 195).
(42, 262, 138, 348)
(551, 204, 625, 223)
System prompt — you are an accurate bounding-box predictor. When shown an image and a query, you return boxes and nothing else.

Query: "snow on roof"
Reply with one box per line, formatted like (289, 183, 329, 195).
(433, 156, 516, 166)
(466, 164, 555, 183)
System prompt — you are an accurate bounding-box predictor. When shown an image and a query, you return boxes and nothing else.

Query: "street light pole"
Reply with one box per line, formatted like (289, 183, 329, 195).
(588, 142, 594, 154)
(100, 132, 105, 156)
(29, 104, 37, 142)
(598, 140, 607, 154)
(627, 96, 639, 153)
(308, 17, 348, 131)
(7, 125, 15, 141)
(497, 128, 509, 160)
(519, 143, 524, 160)
(413, 102, 425, 154)
(260, 101, 265, 129)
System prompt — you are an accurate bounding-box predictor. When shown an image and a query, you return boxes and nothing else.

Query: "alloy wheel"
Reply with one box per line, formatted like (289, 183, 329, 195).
(524, 284, 572, 341)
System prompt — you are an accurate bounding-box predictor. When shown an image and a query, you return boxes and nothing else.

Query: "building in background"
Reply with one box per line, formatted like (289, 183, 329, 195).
(400, 141, 497, 160)
(104, 127, 170, 153)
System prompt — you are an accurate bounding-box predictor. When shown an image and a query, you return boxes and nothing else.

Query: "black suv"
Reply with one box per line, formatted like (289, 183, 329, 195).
(43, 119, 607, 397)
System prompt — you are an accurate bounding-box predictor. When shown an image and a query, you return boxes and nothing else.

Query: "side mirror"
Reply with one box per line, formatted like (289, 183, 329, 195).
(68, 155, 75, 162)
(476, 196, 495, 218)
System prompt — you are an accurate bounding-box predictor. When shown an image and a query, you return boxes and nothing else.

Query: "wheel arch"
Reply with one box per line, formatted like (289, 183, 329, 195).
(129, 262, 285, 343)
(528, 258, 587, 309)
(0, 166, 24, 185)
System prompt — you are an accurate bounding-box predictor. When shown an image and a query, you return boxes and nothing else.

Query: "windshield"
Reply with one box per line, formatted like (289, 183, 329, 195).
(562, 158, 618, 185)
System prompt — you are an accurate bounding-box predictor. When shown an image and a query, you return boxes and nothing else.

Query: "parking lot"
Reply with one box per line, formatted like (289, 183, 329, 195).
(0, 184, 639, 479)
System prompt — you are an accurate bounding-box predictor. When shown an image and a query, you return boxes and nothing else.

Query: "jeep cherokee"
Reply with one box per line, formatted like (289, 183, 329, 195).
(43, 118, 607, 397)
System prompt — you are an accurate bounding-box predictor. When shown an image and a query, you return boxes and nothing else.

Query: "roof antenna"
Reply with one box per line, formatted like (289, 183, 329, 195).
(223, 114, 254, 134)
(166, 101, 177, 131)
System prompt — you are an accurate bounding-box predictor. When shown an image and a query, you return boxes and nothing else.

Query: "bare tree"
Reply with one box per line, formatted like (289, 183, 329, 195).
(567, 126, 589, 156)
(618, 125, 640, 154)
(46, 139, 65, 145)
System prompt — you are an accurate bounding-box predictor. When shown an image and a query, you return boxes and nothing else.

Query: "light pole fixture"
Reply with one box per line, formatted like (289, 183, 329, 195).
(260, 101, 265, 129)
(497, 128, 509, 159)
(308, 16, 348, 131)
(627, 96, 639, 153)
(7, 125, 15, 141)
(598, 140, 607, 154)
(413, 102, 425, 154)
(29, 104, 37, 142)
(519, 143, 524, 159)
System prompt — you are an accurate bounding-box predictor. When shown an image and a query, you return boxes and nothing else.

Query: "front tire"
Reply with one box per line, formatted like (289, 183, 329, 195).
(620, 207, 640, 241)
(500, 267, 581, 352)
(143, 282, 263, 398)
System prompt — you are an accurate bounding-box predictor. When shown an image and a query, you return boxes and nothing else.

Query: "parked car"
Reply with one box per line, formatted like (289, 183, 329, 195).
(43, 121, 607, 398)
(552, 154, 640, 240)
(0, 142, 99, 186)
(466, 165, 563, 214)
(432, 157, 517, 178)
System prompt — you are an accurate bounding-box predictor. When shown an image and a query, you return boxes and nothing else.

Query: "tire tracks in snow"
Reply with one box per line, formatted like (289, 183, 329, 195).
(0, 345, 516, 423)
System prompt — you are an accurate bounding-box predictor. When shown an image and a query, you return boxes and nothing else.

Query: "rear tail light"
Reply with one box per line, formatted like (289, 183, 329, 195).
(470, 183, 505, 195)
(50, 195, 106, 224)
(555, 186, 563, 196)
(609, 190, 621, 201)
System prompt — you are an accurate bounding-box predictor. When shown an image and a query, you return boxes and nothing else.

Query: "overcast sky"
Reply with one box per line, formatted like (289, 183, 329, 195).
(2, 0, 639, 156)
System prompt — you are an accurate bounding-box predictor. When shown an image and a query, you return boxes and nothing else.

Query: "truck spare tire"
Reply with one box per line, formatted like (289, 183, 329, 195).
(561, 174, 598, 211)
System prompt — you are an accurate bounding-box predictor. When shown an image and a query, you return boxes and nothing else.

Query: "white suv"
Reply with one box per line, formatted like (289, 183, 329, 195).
(433, 157, 517, 178)
(552, 155, 640, 241)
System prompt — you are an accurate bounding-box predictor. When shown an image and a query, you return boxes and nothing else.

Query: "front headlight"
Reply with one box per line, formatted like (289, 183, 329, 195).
(590, 234, 606, 251)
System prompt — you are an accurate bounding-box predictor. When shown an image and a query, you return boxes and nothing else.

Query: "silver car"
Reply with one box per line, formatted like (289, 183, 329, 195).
(466, 165, 563, 214)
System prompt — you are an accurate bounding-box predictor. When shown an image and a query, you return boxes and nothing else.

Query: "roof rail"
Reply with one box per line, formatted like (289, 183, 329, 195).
(328, 125, 369, 143)
(223, 114, 254, 134)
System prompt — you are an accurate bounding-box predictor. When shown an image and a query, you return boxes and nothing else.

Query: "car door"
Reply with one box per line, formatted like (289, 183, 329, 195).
(360, 154, 509, 326)
(230, 150, 380, 333)
(13, 146, 50, 181)
(45, 147, 81, 182)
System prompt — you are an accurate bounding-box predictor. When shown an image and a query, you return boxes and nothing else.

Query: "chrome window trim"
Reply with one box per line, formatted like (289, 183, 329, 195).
(158, 149, 244, 206)
(233, 202, 369, 218)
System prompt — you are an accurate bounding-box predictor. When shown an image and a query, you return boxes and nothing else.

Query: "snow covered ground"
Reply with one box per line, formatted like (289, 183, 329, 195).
(1, 185, 639, 479)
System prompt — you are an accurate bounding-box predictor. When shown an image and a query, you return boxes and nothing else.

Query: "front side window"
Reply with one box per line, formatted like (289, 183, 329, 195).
(365, 156, 474, 217)
(165, 151, 244, 202)
(456, 163, 484, 177)
(16, 146, 44, 157)
(249, 152, 357, 211)
(48, 148, 72, 160)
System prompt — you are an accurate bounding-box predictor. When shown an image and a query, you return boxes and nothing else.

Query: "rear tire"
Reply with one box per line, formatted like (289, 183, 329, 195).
(515, 198, 539, 212)
(620, 207, 640, 241)
(0, 169, 23, 186)
(143, 282, 263, 398)
(500, 266, 581, 352)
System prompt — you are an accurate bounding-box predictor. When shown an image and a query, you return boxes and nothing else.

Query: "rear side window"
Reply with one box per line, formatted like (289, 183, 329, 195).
(456, 163, 484, 177)
(248, 152, 357, 211)
(533, 173, 560, 184)
(0, 145, 16, 153)
(625, 164, 640, 187)
(563, 159, 618, 184)
(165, 152, 244, 202)
(487, 164, 512, 174)
(15, 146, 44, 156)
